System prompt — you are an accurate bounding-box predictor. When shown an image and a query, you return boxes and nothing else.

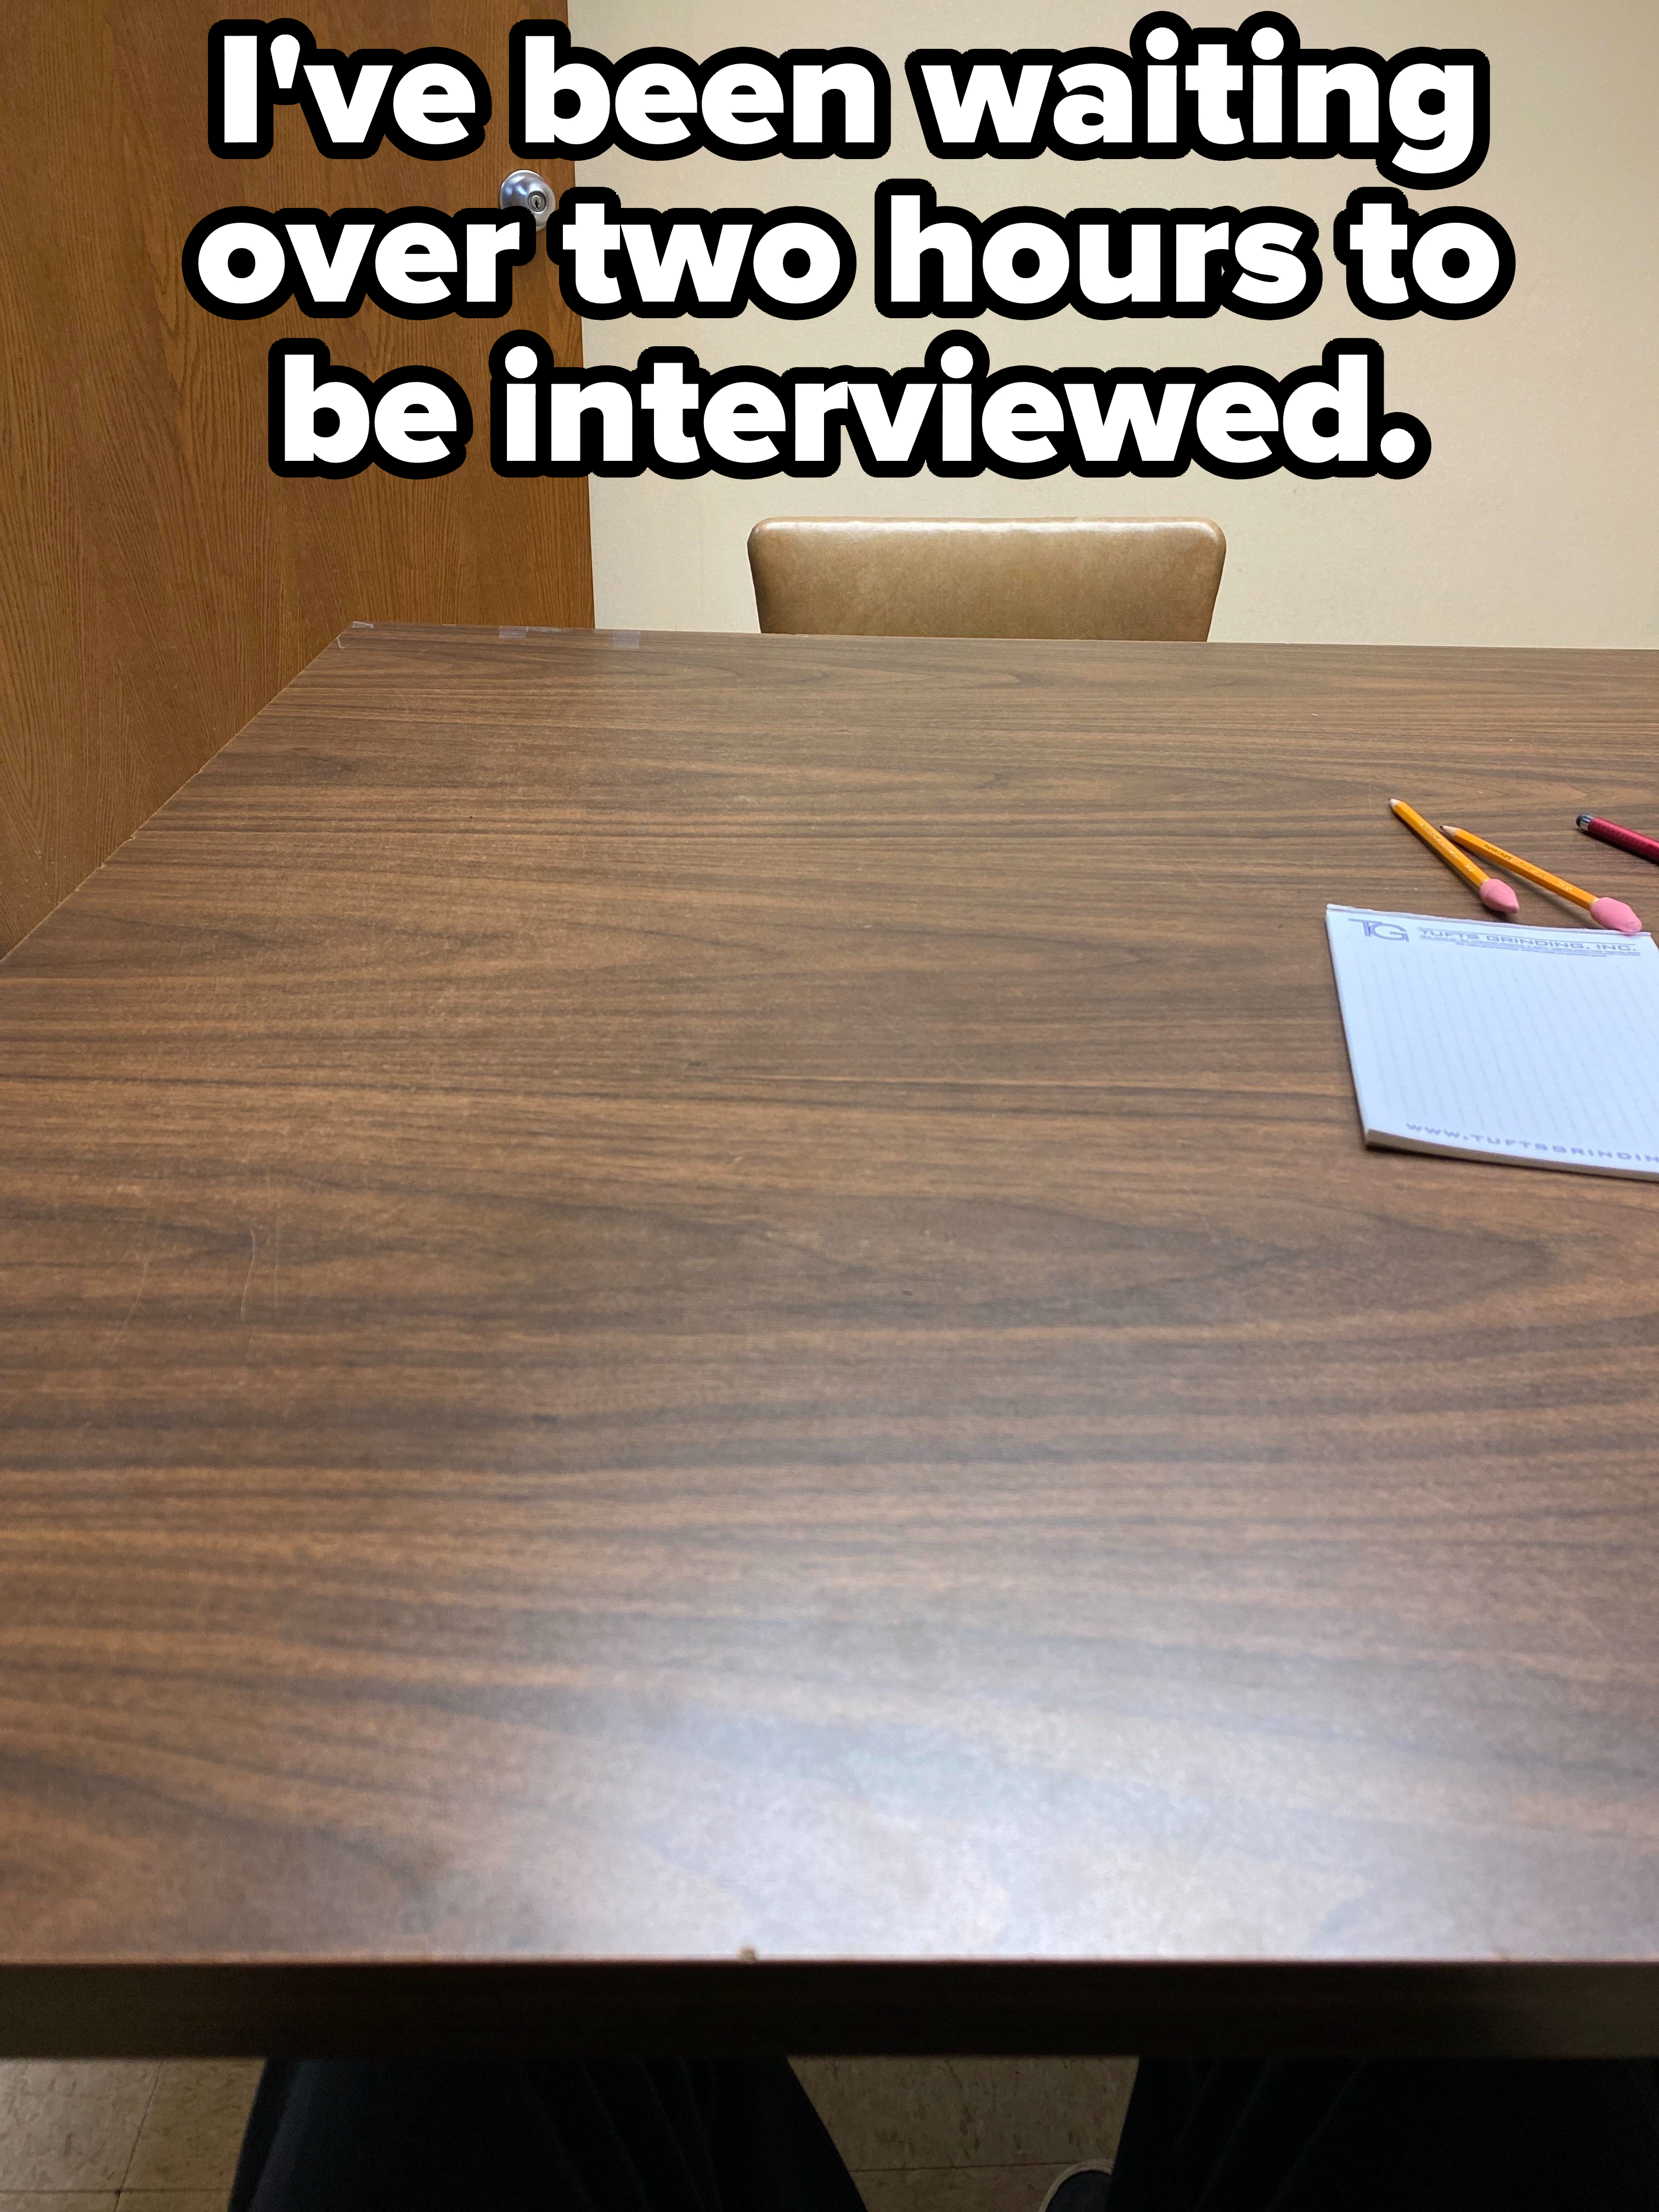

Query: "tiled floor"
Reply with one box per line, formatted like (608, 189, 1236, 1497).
(0, 2055, 1136, 2212)
(798, 2058, 1136, 2212)
(0, 2058, 262, 2209)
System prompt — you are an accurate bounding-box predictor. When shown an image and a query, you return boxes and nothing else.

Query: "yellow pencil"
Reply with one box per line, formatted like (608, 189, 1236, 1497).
(1390, 799, 1517, 916)
(1441, 825, 1643, 935)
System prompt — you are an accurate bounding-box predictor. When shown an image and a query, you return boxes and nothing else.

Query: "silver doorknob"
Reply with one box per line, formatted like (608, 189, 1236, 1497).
(500, 170, 555, 229)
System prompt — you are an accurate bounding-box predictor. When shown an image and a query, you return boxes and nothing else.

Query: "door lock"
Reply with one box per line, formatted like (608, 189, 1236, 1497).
(499, 170, 555, 229)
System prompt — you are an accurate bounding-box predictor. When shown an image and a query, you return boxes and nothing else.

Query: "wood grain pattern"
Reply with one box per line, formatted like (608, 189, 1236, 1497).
(0, 2, 590, 954)
(3, 628, 1659, 2057)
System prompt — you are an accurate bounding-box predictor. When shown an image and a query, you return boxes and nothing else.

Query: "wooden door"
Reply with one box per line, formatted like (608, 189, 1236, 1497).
(0, 2, 590, 953)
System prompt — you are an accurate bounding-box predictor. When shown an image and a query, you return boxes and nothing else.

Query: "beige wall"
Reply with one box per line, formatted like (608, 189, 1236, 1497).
(569, 0, 1656, 647)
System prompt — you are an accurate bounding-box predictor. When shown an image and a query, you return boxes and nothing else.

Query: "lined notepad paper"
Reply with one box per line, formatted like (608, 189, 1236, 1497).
(1326, 906, 1659, 1179)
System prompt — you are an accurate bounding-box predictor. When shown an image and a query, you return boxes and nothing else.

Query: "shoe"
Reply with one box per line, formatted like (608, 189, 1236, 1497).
(1035, 2163, 1111, 2212)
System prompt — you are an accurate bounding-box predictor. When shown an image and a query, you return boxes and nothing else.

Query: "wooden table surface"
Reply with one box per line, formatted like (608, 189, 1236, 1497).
(3, 625, 1658, 2058)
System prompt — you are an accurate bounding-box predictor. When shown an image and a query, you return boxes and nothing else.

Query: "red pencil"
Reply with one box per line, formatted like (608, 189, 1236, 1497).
(1577, 814, 1659, 868)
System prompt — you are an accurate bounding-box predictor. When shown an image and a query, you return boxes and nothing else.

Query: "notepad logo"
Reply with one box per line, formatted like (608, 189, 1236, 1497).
(1418, 926, 1640, 956)
(1359, 921, 1409, 939)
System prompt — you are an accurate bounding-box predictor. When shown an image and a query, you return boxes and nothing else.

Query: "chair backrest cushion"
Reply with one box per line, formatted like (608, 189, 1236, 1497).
(747, 516, 1226, 641)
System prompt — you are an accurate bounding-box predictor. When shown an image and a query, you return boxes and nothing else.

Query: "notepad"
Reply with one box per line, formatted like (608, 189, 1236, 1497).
(1325, 906, 1659, 1180)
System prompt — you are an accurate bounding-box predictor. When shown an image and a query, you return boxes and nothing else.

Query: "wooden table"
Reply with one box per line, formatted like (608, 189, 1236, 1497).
(3, 625, 1658, 2059)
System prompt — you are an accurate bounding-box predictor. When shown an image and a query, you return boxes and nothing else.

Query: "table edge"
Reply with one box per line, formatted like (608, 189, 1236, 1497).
(5, 1960, 1656, 2059)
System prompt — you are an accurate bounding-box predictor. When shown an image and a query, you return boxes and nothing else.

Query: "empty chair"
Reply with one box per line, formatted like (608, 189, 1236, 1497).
(747, 516, 1226, 641)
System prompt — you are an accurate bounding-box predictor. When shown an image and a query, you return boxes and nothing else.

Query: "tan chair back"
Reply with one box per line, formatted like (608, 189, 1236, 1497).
(747, 516, 1226, 642)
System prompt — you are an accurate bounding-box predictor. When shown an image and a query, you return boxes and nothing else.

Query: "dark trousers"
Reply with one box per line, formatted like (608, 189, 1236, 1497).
(1108, 2058, 1659, 2211)
(229, 2053, 1659, 2212)
(228, 2057, 867, 2212)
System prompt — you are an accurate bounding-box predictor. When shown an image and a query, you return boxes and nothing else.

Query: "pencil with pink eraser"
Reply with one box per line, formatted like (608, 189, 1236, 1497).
(1389, 800, 1519, 916)
(1441, 825, 1643, 935)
